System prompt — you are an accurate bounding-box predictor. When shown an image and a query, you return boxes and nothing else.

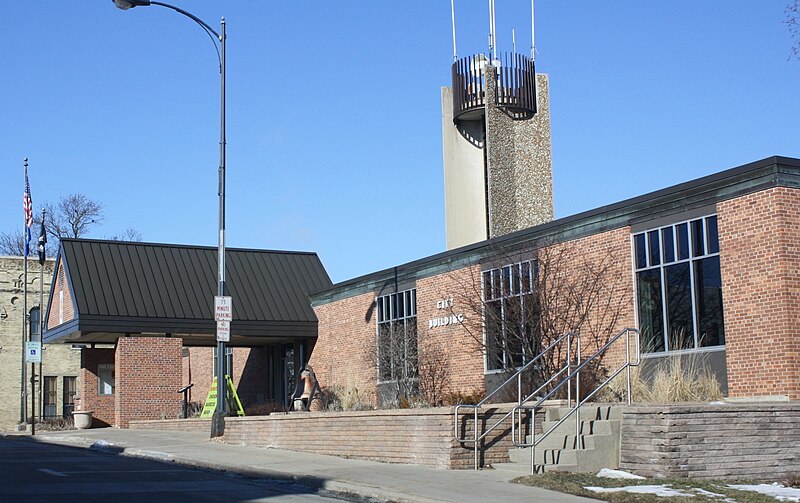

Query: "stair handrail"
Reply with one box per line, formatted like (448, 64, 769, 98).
(453, 331, 579, 470)
(510, 327, 640, 474)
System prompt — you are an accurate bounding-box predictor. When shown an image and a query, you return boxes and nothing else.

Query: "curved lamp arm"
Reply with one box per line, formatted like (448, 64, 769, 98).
(112, 0, 222, 67)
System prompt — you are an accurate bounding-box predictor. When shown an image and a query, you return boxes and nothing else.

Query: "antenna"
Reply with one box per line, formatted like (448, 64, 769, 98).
(512, 28, 516, 55)
(451, 0, 457, 62)
(531, 0, 536, 60)
(487, 0, 497, 60)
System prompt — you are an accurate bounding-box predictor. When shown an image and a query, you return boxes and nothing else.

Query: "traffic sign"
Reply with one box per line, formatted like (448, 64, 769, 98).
(26, 341, 41, 363)
(214, 296, 232, 322)
(216, 320, 230, 342)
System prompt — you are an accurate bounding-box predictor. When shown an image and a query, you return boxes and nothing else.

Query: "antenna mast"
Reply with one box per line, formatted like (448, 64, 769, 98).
(451, 0, 457, 62)
(531, 0, 536, 60)
(488, 0, 497, 60)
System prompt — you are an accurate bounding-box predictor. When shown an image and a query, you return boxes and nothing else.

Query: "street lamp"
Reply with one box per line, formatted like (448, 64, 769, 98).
(113, 0, 229, 438)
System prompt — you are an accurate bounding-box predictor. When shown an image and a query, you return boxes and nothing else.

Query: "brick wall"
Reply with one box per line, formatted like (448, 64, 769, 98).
(185, 346, 269, 412)
(620, 403, 800, 480)
(417, 265, 486, 397)
(222, 404, 538, 469)
(130, 418, 212, 433)
(0, 257, 80, 430)
(46, 260, 75, 330)
(529, 228, 636, 371)
(310, 292, 378, 405)
(310, 227, 636, 406)
(115, 337, 182, 427)
(719, 187, 800, 399)
(80, 347, 115, 427)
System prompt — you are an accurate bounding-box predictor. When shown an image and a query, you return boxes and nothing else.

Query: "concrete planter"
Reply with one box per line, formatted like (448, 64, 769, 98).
(72, 410, 94, 429)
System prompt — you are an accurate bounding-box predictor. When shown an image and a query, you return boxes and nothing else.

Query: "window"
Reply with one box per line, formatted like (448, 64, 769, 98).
(633, 215, 725, 353)
(376, 289, 418, 382)
(63, 377, 77, 418)
(98, 364, 114, 395)
(29, 307, 41, 342)
(483, 260, 538, 371)
(213, 347, 234, 378)
(43, 376, 57, 418)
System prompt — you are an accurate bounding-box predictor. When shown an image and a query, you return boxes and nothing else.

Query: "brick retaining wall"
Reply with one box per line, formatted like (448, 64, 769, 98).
(620, 403, 800, 480)
(221, 404, 537, 469)
(129, 418, 212, 433)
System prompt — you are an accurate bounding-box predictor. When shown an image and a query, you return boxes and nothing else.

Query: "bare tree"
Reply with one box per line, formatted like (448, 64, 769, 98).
(447, 239, 631, 401)
(109, 228, 143, 242)
(0, 230, 25, 256)
(1, 194, 141, 256)
(789, 0, 800, 59)
(44, 194, 103, 241)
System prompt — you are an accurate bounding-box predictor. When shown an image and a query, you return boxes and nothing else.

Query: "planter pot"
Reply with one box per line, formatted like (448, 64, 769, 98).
(72, 410, 94, 429)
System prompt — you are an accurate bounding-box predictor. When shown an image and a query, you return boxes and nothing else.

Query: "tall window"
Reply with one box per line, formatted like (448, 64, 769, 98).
(43, 376, 57, 418)
(29, 307, 41, 342)
(483, 260, 538, 371)
(63, 377, 77, 418)
(634, 215, 724, 353)
(376, 289, 418, 382)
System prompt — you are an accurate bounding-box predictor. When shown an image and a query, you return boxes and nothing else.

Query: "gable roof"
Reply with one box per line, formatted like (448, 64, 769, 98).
(44, 239, 331, 346)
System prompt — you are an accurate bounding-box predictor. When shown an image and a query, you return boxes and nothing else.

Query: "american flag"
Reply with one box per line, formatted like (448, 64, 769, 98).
(23, 165, 33, 257)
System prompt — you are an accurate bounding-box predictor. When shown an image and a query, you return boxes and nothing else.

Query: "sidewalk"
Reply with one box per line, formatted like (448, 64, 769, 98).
(15, 427, 599, 503)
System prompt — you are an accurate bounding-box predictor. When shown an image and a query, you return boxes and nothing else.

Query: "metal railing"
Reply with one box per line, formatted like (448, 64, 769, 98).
(512, 328, 640, 474)
(451, 52, 537, 122)
(453, 328, 640, 472)
(453, 332, 579, 470)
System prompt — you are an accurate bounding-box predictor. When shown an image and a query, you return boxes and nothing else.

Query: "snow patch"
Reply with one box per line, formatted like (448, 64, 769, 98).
(90, 439, 113, 450)
(585, 485, 695, 498)
(596, 468, 646, 480)
(728, 483, 800, 502)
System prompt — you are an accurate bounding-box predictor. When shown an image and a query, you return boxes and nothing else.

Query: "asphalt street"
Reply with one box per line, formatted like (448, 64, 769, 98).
(0, 436, 352, 503)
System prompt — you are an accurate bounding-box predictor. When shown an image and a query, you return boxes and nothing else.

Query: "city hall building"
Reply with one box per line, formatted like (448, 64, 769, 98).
(309, 155, 800, 405)
(37, 41, 800, 425)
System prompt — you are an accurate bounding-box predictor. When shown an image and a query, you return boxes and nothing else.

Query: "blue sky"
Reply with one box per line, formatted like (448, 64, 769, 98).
(2, 1, 798, 283)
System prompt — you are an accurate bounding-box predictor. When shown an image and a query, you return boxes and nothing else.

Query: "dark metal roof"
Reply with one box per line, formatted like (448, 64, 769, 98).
(44, 239, 331, 346)
(311, 155, 800, 305)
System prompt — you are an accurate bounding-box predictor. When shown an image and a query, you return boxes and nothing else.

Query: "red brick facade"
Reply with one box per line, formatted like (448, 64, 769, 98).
(310, 227, 637, 404)
(718, 187, 800, 399)
(115, 337, 182, 427)
(417, 265, 486, 395)
(310, 292, 378, 404)
(185, 346, 269, 410)
(79, 348, 116, 427)
(47, 261, 75, 330)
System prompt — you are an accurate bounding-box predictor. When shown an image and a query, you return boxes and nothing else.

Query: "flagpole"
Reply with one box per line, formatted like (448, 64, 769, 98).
(38, 207, 46, 423)
(20, 159, 29, 426)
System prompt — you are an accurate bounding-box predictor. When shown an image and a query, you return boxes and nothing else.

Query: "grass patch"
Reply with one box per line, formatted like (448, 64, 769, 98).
(513, 472, 781, 503)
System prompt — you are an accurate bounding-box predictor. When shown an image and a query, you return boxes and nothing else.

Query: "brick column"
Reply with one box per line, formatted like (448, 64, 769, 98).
(718, 187, 800, 399)
(115, 337, 183, 428)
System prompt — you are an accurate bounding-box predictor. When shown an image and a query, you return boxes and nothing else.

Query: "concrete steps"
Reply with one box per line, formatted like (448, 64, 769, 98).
(493, 405, 622, 474)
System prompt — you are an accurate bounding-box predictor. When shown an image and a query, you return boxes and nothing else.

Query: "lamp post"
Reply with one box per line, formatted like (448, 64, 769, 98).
(113, 0, 228, 438)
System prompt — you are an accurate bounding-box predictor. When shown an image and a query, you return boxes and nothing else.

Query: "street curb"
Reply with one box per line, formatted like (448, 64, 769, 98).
(24, 433, 448, 503)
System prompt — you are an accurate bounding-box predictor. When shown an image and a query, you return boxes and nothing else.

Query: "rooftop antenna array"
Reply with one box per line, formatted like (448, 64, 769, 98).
(449, 0, 536, 61)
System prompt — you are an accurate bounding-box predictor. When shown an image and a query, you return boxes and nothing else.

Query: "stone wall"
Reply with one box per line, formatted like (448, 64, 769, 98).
(486, 70, 553, 238)
(620, 403, 800, 480)
(0, 257, 80, 430)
